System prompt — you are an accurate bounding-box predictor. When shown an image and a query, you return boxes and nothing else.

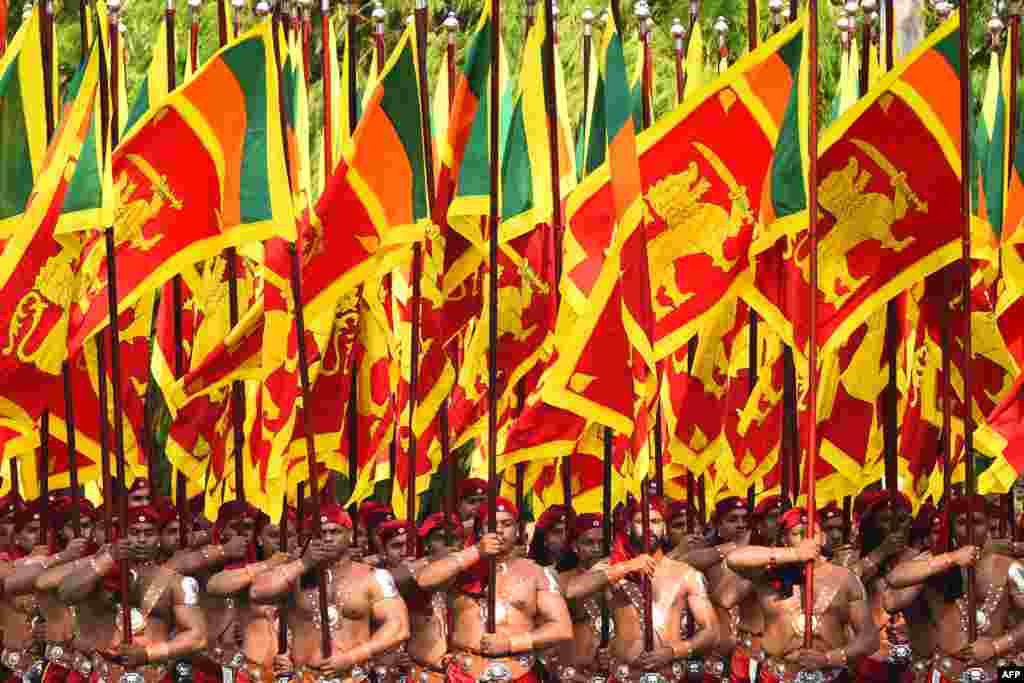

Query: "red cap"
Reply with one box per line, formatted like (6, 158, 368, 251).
(573, 513, 604, 539)
(312, 503, 353, 530)
(459, 478, 488, 499)
(129, 478, 151, 493)
(949, 494, 989, 519)
(377, 520, 412, 546)
(753, 496, 782, 518)
(0, 494, 24, 520)
(536, 505, 573, 531)
(667, 500, 695, 522)
(780, 507, 808, 532)
(125, 505, 163, 527)
(714, 497, 747, 521)
(476, 497, 519, 526)
(818, 503, 843, 522)
(418, 512, 461, 539)
(14, 499, 44, 531)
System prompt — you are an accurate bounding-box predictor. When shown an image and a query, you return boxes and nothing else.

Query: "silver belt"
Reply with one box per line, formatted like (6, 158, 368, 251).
(933, 657, 998, 683)
(886, 644, 913, 666)
(610, 662, 685, 682)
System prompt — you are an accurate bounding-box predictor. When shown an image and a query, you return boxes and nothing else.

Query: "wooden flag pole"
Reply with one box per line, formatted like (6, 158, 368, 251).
(103, 0, 134, 645)
(485, 0, 501, 636)
(165, 0, 190, 552)
(1007, 0, 1021, 546)
(407, 0, 437, 544)
(746, 0, 759, 516)
(441, 10, 459, 543)
(601, 426, 613, 646)
(268, 1, 332, 657)
(345, 0, 361, 539)
(959, 0, 977, 642)
(804, 0, 820, 647)
(188, 0, 200, 69)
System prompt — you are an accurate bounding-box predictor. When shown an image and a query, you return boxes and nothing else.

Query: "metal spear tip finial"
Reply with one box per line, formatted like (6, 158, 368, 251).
(670, 16, 685, 36)
(405, 13, 414, 24)
(860, 0, 877, 11)
(552, 0, 560, 18)
(713, 14, 728, 33)
(633, 0, 650, 18)
(414, 0, 426, 10)
(254, 0, 270, 15)
(106, 0, 121, 13)
(231, 0, 244, 8)
(21, 1, 31, 19)
(442, 9, 458, 30)
(836, 14, 850, 30)
(581, 6, 594, 23)
(371, 0, 386, 20)
(989, 10, 1005, 31)
(844, 0, 859, 15)
(187, 0, 201, 9)
(768, 0, 783, 13)
(598, 8, 608, 23)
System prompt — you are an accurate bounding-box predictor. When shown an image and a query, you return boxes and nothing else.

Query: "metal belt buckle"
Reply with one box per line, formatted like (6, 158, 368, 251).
(4, 652, 21, 669)
(685, 659, 703, 675)
(672, 662, 684, 679)
(707, 660, 725, 676)
(591, 676, 607, 683)
(222, 666, 235, 683)
(480, 663, 512, 682)
(887, 644, 912, 665)
(794, 671, 825, 683)
(639, 674, 667, 683)
(961, 668, 989, 683)
(229, 654, 245, 669)
(46, 645, 64, 662)
(120, 672, 145, 683)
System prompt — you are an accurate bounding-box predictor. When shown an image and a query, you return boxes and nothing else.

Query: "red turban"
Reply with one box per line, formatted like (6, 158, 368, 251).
(14, 500, 44, 531)
(377, 520, 412, 546)
(363, 506, 396, 533)
(753, 496, 783, 518)
(129, 478, 151, 493)
(315, 503, 353, 530)
(212, 501, 261, 543)
(458, 478, 488, 499)
(859, 490, 911, 522)
(0, 494, 23, 520)
(359, 500, 389, 518)
(714, 497, 747, 521)
(536, 505, 573, 531)
(667, 501, 695, 522)
(475, 497, 519, 528)
(573, 513, 604, 539)
(819, 503, 843, 523)
(418, 512, 461, 540)
(51, 497, 98, 531)
(125, 506, 163, 527)
(780, 507, 808, 532)
(949, 494, 989, 519)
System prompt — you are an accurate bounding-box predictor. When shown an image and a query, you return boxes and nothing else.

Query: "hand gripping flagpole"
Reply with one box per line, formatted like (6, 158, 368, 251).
(804, 0, 820, 648)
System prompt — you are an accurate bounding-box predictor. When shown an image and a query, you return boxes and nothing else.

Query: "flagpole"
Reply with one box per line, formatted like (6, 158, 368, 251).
(581, 7, 593, 149)
(267, 2, 332, 658)
(485, 0, 501, 635)
(746, 0, 759, 517)
(1011, 8, 1021, 545)
(100, 0, 134, 648)
(95, 12, 113, 539)
(959, 0, 977, 642)
(858, 1, 870, 95)
(441, 8, 459, 543)
(188, 0, 200, 68)
(804, 0, 820, 647)
(166, 0, 189, 551)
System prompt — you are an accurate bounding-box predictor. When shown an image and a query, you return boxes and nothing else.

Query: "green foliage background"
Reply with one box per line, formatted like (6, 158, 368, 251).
(3, 0, 995, 144)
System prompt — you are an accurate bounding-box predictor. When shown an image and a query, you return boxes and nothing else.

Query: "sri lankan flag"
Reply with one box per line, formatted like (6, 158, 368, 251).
(748, 17, 963, 361)
(0, 5, 58, 236)
(566, 18, 806, 362)
(976, 368, 1024, 488)
(0, 34, 102, 427)
(66, 20, 295, 356)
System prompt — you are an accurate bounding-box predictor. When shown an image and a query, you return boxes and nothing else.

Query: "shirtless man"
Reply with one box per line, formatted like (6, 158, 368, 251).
(249, 503, 409, 682)
(206, 509, 296, 683)
(442, 497, 572, 682)
(749, 497, 783, 547)
(609, 497, 720, 683)
(673, 497, 750, 680)
(455, 479, 488, 536)
(546, 513, 658, 683)
(883, 494, 1024, 683)
(725, 507, 879, 683)
(840, 493, 913, 683)
(0, 495, 24, 555)
(667, 501, 704, 553)
(527, 505, 572, 569)
(58, 505, 208, 683)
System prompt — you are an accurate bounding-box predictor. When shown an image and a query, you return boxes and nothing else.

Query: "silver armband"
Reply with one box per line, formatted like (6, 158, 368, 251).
(181, 576, 200, 606)
(1010, 561, 1024, 593)
(543, 567, 562, 594)
(373, 569, 399, 599)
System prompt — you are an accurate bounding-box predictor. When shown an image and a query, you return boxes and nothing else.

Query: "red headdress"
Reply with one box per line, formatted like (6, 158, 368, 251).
(753, 496, 783, 518)
(0, 493, 23, 521)
(573, 513, 604, 540)
(713, 497, 746, 522)
(859, 491, 911, 523)
(212, 500, 260, 543)
(818, 503, 843, 523)
(949, 494, 989, 520)
(667, 501, 695, 523)
(310, 503, 354, 530)
(14, 499, 44, 532)
(456, 498, 518, 595)
(417, 512, 462, 556)
(780, 507, 808, 532)
(612, 498, 667, 572)
(458, 478, 488, 499)
(377, 520, 412, 547)
(535, 505, 573, 532)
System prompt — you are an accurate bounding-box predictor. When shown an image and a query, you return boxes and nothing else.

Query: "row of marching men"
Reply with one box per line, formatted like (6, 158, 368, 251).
(0, 477, 1019, 683)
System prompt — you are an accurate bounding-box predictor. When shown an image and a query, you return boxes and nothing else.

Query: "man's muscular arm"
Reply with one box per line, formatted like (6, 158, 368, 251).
(717, 569, 754, 609)
(6, 538, 89, 596)
(679, 543, 738, 571)
(725, 540, 817, 579)
(563, 555, 658, 600)
(989, 561, 1024, 660)
(58, 548, 118, 604)
(481, 567, 573, 656)
(835, 574, 879, 661)
(414, 534, 501, 591)
(207, 555, 289, 596)
(35, 552, 97, 593)
(879, 549, 925, 614)
(635, 568, 720, 670)
(125, 577, 208, 666)
(167, 536, 248, 574)
(318, 570, 410, 674)
(884, 546, 975, 589)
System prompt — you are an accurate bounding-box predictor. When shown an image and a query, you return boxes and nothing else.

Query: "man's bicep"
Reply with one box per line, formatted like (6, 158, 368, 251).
(536, 588, 571, 626)
(686, 573, 718, 629)
(1008, 562, 1024, 609)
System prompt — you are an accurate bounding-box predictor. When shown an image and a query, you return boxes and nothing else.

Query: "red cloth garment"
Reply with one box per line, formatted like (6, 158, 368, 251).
(41, 662, 70, 683)
(730, 648, 754, 683)
(854, 657, 912, 683)
(191, 655, 222, 683)
(757, 669, 849, 683)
